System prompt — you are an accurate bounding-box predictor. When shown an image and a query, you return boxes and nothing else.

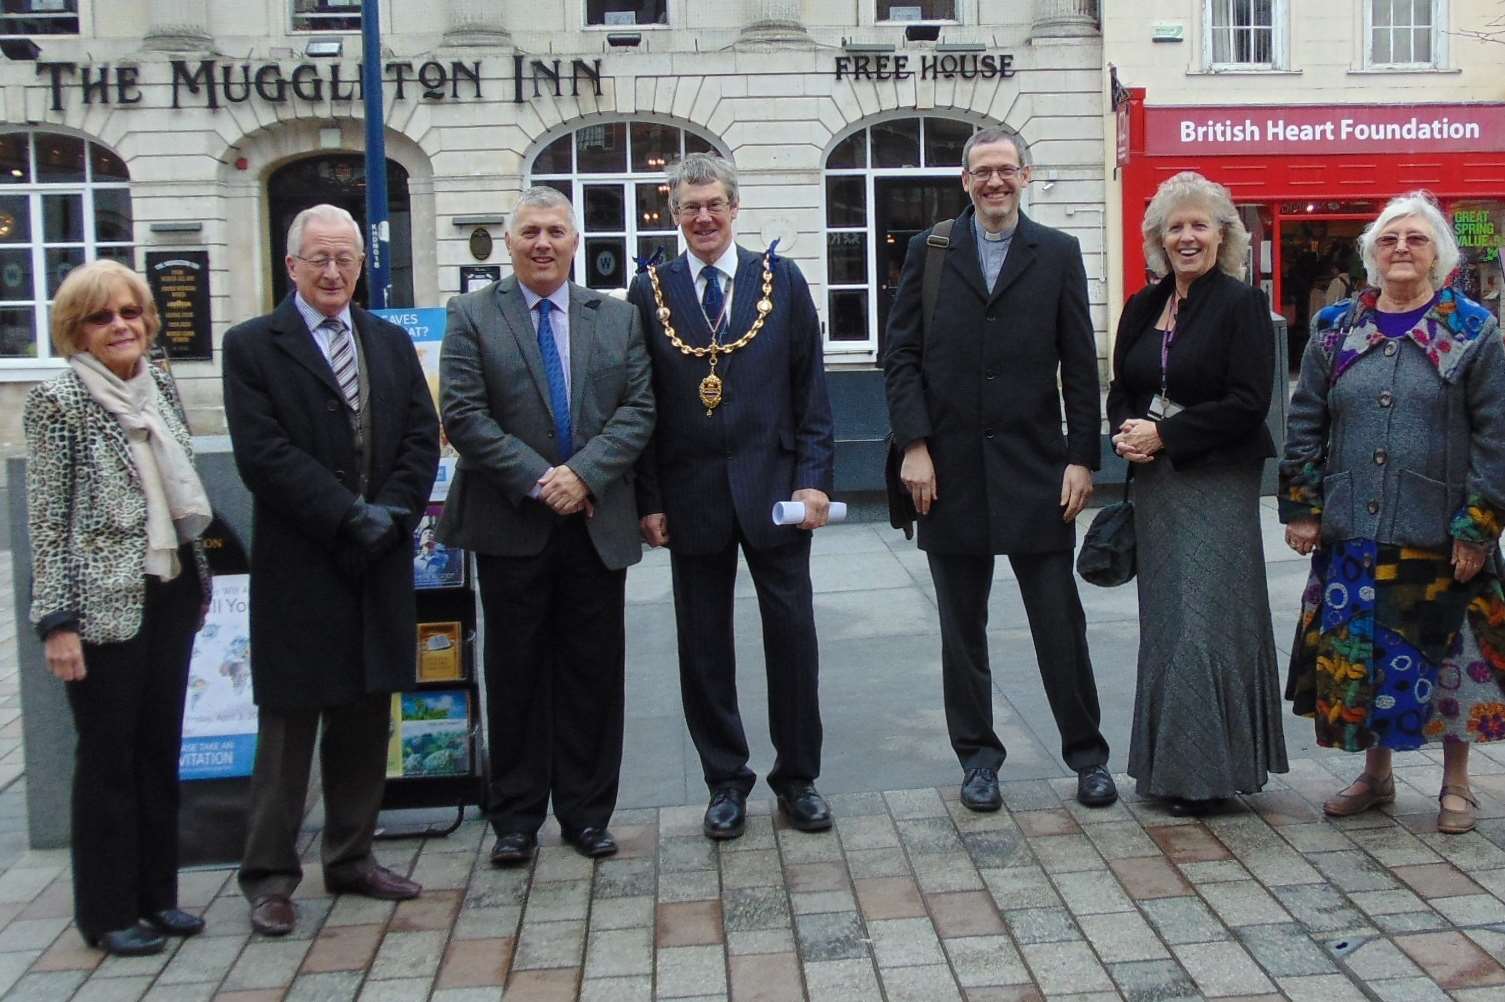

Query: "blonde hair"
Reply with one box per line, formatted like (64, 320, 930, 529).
(1358, 191, 1460, 288)
(1141, 171, 1250, 279)
(50, 259, 159, 358)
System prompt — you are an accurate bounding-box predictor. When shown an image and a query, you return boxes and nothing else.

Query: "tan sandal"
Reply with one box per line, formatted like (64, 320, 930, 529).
(1322, 772, 1395, 817)
(1438, 784, 1478, 834)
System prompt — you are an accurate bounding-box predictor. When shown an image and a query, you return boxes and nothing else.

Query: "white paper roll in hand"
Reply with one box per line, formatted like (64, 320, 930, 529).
(771, 501, 848, 526)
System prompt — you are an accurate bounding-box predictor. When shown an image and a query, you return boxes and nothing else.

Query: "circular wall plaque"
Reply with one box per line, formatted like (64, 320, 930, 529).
(469, 227, 493, 261)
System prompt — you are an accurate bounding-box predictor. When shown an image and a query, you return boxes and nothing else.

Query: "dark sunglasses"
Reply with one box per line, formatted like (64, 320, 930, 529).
(83, 305, 144, 326)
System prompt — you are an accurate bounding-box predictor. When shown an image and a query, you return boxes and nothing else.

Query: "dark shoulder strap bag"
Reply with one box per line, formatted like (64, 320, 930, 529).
(1076, 468, 1135, 587)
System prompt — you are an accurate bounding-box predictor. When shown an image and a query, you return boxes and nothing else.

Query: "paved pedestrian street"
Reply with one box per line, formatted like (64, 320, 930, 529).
(5, 510, 1505, 1000)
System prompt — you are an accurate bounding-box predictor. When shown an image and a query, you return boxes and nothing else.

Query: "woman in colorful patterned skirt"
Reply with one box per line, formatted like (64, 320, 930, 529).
(1281, 191, 1505, 834)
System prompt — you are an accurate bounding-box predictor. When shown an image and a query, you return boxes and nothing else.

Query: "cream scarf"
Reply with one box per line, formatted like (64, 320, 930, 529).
(70, 353, 212, 580)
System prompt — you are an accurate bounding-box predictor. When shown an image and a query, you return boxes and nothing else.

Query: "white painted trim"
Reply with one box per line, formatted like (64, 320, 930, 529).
(1202, 0, 1289, 71)
(1362, 0, 1448, 70)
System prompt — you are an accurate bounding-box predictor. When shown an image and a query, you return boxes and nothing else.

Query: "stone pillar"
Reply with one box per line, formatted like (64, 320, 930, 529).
(737, 0, 811, 46)
(1032, 0, 1099, 38)
(443, 0, 512, 47)
(143, 0, 213, 51)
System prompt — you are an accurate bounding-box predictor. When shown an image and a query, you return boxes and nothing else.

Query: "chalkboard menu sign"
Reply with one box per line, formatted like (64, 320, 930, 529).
(146, 250, 212, 360)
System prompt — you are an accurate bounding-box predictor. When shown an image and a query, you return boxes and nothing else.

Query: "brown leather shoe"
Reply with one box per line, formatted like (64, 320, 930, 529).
(249, 895, 295, 937)
(324, 864, 421, 901)
(1438, 784, 1478, 834)
(1322, 772, 1395, 817)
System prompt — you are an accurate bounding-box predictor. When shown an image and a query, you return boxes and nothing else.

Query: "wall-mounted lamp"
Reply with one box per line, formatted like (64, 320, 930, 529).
(607, 32, 642, 47)
(904, 25, 941, 42)
(0, 38, 41, 61)
(149, 221, 205, 233)
(304, 39, 343, 58)
(841, 39, 896, 53)
(936, 41, 985, 52)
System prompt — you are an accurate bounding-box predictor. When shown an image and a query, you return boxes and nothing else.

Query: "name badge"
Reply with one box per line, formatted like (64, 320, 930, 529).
(1147, 393, 1184, 422)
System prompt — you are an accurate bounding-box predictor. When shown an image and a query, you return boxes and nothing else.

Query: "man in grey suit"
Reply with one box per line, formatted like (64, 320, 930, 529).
(438, 187, 655, 865)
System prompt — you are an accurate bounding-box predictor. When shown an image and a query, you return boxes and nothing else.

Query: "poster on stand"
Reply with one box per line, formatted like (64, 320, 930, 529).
(373, 307, 455, 500)
(180, 574, 258, 780)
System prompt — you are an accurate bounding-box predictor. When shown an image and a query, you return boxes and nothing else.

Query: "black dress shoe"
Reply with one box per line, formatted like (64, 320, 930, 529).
(1076, 765, 1119, 807)
(960, 767, 1003, 812)
(144, 908, 204, 937)
(704, 788, 747, 840)
(490, 831, 538, 866)
(777, 783, 833, 832)
(1166, 797, 1224, 817)
(562, 826, 619, 859)
(86, 923, 166, 957)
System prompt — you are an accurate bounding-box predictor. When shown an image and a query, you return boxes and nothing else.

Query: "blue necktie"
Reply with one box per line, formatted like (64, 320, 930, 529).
(701, 265, 725, 336)
(535, 299, 572, 460)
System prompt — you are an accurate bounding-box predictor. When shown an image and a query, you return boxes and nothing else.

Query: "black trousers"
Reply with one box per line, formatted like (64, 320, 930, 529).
(67, 562, 200, 937)
(671, 531, 822, 796)
(927, 548, 1109, 773)
(237, 690, 392, 900)
(476, 517, 626, 835)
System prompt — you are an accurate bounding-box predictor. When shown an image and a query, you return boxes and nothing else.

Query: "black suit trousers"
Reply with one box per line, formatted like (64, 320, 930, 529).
(927, 549, 1109, 772)
(67, 561, 200, 937)
(476, 517, 627, 835)
(670, 531, 822, 796)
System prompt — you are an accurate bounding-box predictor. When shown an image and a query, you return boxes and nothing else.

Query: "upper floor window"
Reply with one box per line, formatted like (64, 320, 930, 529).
(0, 131, 133, 362)
(1367, 0, 1441, 67)
(878, 1, 957, 21)
(1, 0, 79, 36)
(292, 0, 361, 33)
(1205, 0, 1287, 69)
(586, 0, 667, 26)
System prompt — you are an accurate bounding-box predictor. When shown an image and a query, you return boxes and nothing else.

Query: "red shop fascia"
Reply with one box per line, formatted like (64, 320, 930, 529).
(1117, 90, 1505, 317)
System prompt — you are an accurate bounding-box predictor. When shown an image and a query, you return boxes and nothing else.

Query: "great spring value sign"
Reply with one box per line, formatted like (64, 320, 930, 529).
(1144, 104, 1505, 156)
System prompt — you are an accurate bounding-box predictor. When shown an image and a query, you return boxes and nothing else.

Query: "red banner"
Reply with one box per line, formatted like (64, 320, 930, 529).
(1143, 104, 1505, 156)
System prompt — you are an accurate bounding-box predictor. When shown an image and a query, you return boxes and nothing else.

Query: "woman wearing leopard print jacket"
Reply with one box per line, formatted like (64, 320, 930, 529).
(24, 260, 213, 958)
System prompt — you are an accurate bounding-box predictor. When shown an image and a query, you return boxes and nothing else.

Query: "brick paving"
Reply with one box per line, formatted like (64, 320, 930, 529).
(4, 520, 1505, 998)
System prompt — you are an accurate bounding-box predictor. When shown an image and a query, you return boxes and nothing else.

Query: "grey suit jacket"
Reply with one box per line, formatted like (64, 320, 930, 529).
(437, 276, 655, 571)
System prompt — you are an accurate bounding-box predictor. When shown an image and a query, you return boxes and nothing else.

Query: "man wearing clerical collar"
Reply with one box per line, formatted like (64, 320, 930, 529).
(884, 127, 1118, 815)
(629, 153, 836, 842)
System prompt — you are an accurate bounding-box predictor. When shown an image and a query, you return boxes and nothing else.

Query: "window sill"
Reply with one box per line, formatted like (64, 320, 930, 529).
(1347, 66, 1460, 75)
(1187, 68, 1302, 76)
(0, 363, 65, 383)
(582, 23, 670, 30)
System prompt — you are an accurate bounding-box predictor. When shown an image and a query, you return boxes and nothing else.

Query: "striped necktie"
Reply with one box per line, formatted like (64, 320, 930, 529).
(322, 317, 360, 412)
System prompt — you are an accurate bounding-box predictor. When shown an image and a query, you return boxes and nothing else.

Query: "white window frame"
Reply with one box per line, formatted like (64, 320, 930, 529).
(0, 130, 133, 372)
(1364, 0, 1448, 70)
(582, 0, 671, 30)
(527, 120, 725, 291)
(1203, 0, 1288, 71)
(875, 0, 960, 25)
(290, 0, 362, 34)
(0, 0, 80, 37)
(820, 116, 995, 357)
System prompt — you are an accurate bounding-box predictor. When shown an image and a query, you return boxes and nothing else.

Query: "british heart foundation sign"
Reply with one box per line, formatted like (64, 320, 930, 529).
(1144, 104, 1505, 156)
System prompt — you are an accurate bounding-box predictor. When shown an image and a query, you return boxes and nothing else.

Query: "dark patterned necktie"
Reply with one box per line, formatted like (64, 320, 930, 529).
(322, 317, 359, 411)
(701, 265, 725, 336)
(536, 299, 572, 459)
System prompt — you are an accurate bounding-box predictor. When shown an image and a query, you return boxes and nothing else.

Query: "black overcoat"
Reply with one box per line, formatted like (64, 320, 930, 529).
(884, 208, 1101, 555)
(222, 296, 440, 711)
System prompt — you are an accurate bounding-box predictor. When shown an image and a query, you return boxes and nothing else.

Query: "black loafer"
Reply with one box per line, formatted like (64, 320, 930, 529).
(776, 783, 833, 832)
(145, 908, 204, 937)
(1076, 765, 1119, 807)
(86, 923, 165, 957)
(1167, 797, 1223, 818)
(704, 788, 748, 840)
(489, 831, 538, 866)
(961, 767, 1003, 812)
(562, 826, 618, 859)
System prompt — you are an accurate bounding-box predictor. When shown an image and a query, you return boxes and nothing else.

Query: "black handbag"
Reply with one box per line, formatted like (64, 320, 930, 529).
(1076, 470, 1135, 587)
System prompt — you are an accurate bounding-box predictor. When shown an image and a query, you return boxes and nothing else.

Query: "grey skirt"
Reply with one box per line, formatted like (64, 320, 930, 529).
(1126, 458, 1288, 800)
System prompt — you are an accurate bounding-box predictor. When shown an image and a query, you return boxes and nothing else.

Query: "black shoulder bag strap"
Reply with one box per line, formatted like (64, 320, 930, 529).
(922, 218, 954, 335)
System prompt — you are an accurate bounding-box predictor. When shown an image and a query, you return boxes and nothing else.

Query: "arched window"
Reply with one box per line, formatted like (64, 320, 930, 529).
(0, 131, 132, 362)
(823, 116, 983, 356)
(529, 122, 721, 290)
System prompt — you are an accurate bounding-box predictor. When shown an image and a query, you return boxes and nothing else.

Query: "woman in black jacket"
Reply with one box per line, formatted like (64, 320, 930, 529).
(1107, 171, 1288, 815)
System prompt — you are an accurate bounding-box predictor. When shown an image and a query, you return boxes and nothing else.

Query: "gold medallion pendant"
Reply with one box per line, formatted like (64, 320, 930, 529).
(698, 372, 723, 414)
(647, 251, 777, 416)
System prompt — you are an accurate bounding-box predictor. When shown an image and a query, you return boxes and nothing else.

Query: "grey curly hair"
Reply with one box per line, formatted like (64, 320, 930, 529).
(1357, 191, 1460, 289)
(1141, 171, 1250, 279)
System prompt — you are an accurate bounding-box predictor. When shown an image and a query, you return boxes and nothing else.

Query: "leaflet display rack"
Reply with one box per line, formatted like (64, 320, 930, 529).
(375, 307, 488, 837)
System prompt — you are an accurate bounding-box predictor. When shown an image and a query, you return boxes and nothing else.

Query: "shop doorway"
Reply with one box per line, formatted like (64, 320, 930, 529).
(267, 154, 414, 309)
(1273, 203, 1377, 368)
(873, 177, 968, 359)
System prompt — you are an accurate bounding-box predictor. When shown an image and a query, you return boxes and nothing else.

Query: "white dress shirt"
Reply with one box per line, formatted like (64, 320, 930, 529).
(517, 281, 573, 408)
(294, 292, 358, 379)
(687, 243, 740, 332)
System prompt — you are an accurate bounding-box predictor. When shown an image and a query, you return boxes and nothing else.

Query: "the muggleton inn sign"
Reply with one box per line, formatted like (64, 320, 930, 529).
(1143, 103, 1505, 155)
(32, 56, 605, 111)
